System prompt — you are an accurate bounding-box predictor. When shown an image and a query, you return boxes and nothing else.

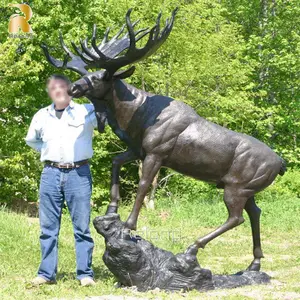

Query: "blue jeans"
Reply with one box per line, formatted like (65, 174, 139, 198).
(38, 164, 94, 281)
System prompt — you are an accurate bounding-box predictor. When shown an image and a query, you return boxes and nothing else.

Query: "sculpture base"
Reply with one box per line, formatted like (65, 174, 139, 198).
(93, 214, 270, 292)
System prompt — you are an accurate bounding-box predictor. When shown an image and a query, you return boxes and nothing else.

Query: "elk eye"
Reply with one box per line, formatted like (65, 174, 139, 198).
(91, 75, 98, 82)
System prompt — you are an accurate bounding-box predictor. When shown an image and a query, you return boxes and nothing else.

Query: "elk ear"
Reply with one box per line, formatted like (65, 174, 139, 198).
(113, 66, 136, 79)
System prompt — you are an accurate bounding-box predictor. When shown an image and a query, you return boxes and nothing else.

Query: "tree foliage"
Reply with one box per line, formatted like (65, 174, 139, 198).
(0, 0, 299, 205)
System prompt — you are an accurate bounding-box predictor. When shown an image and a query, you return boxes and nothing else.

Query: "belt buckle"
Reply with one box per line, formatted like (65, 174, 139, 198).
(59, 163, 66, 169)
(67, 163, 75, 169)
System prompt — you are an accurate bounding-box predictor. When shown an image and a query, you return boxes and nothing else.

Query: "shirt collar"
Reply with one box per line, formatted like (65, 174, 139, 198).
(69, 99, 75, 109)
(47, 99, 75, 116)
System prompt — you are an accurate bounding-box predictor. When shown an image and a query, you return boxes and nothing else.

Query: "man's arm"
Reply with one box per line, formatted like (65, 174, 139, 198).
(25, 112, 43, 152)
(86, 103, 107, 133)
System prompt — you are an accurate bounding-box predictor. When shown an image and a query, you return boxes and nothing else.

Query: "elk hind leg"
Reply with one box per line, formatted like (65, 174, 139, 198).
(186, 187, 247, 256)
(244, 196, 264, 271)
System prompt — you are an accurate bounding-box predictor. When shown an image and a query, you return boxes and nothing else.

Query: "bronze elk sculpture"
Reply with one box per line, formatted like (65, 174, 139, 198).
(41, 8, 286, 272)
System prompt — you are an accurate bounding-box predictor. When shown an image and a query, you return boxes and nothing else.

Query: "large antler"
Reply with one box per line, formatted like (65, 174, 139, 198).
(81, 8, 178, 76)
(41, 19, 149, 75)
(41, 8, 178, 76)
(41, 33, 89, 75)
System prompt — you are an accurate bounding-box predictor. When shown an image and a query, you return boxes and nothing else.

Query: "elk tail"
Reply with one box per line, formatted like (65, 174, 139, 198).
(279, 158, 287, 176)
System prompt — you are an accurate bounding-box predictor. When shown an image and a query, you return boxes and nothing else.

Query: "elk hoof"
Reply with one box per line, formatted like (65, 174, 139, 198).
(246, 259, 261, 271)
(124, 219, 137, 231)
(185, 244, 198, 257)
(106, 205, 118, 215)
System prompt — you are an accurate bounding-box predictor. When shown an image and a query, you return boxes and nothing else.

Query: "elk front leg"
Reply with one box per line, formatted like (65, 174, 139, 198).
(106, 150, 137, 215)
(125, 154, 162, 230)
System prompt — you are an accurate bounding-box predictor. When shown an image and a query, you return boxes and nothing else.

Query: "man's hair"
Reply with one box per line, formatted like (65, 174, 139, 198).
(46, 74, 71, 86)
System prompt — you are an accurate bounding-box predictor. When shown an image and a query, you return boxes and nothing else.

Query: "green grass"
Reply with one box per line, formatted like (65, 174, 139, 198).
(0, 194, 300, 299)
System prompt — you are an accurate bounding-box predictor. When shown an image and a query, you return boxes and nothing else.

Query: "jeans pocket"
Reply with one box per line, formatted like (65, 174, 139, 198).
(76, 164, 91, 177)
(40, 166, 54, 187)
(41, 165, 52, 174)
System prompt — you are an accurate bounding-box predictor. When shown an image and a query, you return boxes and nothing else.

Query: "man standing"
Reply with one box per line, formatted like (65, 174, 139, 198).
(26, 74, 98, 286)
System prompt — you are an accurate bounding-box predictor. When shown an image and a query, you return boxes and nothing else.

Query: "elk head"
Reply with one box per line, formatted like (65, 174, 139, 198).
(41, 8, 178, 100)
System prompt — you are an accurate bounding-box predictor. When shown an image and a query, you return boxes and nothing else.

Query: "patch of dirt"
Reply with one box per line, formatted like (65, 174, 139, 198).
(10, 199, 39, 217)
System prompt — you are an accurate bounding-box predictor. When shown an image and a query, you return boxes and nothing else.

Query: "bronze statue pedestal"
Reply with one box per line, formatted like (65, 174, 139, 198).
(93, 214, 270, 292)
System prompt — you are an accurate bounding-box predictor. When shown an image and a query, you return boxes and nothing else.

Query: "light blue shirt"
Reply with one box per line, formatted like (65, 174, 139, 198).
(25, 100, 97, 163)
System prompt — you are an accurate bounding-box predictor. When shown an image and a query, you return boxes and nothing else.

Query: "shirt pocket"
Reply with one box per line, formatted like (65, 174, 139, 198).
(68, 118, 85, 138)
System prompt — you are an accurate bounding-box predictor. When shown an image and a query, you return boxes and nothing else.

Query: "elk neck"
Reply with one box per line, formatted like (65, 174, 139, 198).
(103, 78, 149, 132)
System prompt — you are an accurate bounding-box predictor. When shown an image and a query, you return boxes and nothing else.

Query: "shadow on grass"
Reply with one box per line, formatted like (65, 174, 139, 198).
(56, 266, 113, 282)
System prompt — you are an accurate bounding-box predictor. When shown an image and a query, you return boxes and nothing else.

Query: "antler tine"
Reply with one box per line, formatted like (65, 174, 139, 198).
(100, 27, 111, 46)
(124, 19, 140, 38)
(157, 9, 177, 40)
(154, 11, 162, 40)
(141, 15, 160, 47)
(143, 25, 157, 51)
(164, 17, 168, 28)
(135, 27, 150, 38)
(111, 23, 126, 41)
(62, 52, 70, 68)
(91, 24, 110, 61)
(159, 21, 171, 40)
(81, 13, 151, 63)
(132, 19, 140, 27)
(71, 41, 94, 64)
(80, 38, 99, 60)
(98, 20, 140, 47)
(126, 9, 137, 53)
(160, 17, 170, 37)
(129, 28, 151, 48)
(59, 31, 76, 58)
(168, 7, 178, 30)
(41, 41, 89, 75)
(98, 27, 151, 60)
(41, 28, 93, 76)
(41, 42, 63, 68)
(130, 8, 178, 59)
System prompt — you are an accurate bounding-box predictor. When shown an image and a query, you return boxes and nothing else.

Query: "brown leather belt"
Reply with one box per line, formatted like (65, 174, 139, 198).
(44, 159, 89, 169)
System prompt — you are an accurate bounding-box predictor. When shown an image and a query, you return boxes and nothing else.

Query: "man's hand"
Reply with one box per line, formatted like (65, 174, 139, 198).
(96, 111, 107, 133)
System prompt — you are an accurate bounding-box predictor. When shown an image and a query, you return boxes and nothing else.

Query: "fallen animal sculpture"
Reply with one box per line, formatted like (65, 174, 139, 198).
(93, 214, 271, 292)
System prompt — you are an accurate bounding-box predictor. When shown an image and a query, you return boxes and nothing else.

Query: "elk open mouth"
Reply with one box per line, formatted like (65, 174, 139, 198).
(67, 84, 87, 98)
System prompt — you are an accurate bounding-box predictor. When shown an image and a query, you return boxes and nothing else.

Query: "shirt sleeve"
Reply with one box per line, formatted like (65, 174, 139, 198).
(25, 112, 43, 152)
(89, 110, 98, 129)
(85, 103, 107, 132)
(85, 103, 100, 129)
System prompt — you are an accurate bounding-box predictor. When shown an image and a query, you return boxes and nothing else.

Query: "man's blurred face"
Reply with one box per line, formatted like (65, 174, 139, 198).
(47, 79, 71, 106)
